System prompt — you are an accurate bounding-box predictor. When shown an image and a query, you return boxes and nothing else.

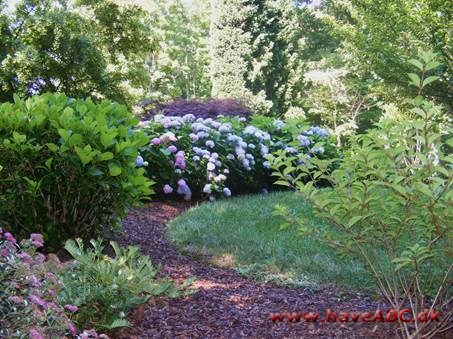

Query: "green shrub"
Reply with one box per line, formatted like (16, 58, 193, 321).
(0, 93, 153, 249)
(58, 239, 185, 330)
(270, 54, 452, 338)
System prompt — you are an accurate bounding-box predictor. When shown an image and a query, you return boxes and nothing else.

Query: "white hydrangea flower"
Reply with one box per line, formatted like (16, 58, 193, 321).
(207, 162, 216, 171)
(203, 184, 212, 194)
(223, 187, 232, 197)
(205, 140, 215, 148)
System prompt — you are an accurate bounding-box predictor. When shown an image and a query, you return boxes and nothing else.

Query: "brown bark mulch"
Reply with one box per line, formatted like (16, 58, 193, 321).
(111, 201, 400, 339)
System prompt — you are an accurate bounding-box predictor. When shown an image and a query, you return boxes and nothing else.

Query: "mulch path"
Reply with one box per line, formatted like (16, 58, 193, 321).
(112, 201, 400, 338)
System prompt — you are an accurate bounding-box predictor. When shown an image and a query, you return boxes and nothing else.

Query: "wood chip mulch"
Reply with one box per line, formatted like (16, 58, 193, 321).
(111, 201, 401, 339)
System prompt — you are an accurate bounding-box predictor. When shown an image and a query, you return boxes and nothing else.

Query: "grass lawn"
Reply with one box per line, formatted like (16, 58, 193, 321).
(168, 191, 375, 290)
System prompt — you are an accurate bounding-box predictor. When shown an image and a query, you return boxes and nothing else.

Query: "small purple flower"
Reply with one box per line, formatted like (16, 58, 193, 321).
(168, 145, 177, 153)
(47, 302, 59, 311)
(177, 179, 187, 187)
(30, 233, 44, 247)
(4, 232, 16, 244)
(65, 304, 79, 313)
(67, 321, 77, 336)
(34, 253, 46, 264)
(163, 184, 173, 194)
(151, 137, 161, 145)
(18, 252, 33, 264)
(29, 277, 42, 289)
(30, 233, 44, 244)
(29, 329, 43, 339)
(8, 295, 24, 304)
(29, 294, 47, 308)
(1, 248, 10, 257)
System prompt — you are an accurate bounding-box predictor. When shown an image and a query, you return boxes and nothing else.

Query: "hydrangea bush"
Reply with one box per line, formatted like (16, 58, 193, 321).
(139, 113, 336, 200)
(0, 228, 105, 338)
(0, 93, 153, 249)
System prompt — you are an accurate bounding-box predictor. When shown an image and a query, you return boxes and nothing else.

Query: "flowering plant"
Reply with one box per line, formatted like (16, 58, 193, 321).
(139, 113, 336, 200)
(0, 228, 105, 338)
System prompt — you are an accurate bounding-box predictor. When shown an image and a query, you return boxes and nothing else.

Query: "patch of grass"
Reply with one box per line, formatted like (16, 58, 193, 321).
(168, 191, 375, 290)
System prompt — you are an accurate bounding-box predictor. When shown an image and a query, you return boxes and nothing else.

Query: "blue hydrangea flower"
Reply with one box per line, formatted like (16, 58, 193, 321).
(297, 135, 311, 147)
(136, 155, 144, 167)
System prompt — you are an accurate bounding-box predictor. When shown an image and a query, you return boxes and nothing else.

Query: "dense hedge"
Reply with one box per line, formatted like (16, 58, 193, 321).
(139, 114, 337, 200)
(0, 93, 153, 249)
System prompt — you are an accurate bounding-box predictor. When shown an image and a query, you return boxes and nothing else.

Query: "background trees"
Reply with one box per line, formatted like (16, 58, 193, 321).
(0, 0, 155, 106)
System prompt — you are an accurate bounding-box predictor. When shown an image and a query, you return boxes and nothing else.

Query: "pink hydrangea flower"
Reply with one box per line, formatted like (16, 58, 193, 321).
(29, 329, 43, 339)
(167, 145, 177, 153)
(163, 185, 173, 194)
(151, 137, 161, 145)
(65, 304, 79, 313)
(177, 179, 187, 187)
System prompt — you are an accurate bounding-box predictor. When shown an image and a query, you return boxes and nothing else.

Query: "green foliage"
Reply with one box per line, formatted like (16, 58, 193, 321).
(0, 0, 155, 106)
(270, 56, 452, 337)
(209, 0, 308, 115)
(0, 93, 153, 249)
(322, 0, 452, 110)
(148, 0, 211, 101)
(58, 238, 184, 330)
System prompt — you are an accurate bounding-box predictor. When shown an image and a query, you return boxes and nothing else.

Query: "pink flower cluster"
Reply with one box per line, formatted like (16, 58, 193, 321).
(0, 228, 107, 339)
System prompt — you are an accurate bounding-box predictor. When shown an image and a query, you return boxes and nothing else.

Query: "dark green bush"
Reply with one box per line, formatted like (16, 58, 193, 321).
(0, 93, 153, 249)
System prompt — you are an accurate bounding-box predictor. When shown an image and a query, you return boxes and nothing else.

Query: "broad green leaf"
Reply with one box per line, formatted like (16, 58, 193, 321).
(408, 59, 423, 70)
(98, 152, 114, 161)
(422, 76, 439, 88)
(108, 162, 122, 176)
(407, 73, 421, 87)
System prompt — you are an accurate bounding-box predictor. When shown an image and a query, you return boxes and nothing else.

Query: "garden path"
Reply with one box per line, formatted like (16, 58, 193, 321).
(113, 201, 397, 338)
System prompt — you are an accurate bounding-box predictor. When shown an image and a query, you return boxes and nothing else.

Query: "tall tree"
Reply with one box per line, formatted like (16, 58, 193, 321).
(0, 0, 155, 106)
(148, 0, 211, 101)
(210, 0, 306, 115)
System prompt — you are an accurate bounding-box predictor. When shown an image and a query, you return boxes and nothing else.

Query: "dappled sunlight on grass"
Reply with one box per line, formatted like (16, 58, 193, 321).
(168, 191, 373, 290)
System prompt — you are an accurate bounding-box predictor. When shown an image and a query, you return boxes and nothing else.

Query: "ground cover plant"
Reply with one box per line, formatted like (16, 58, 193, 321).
(0, 93, 153, 249)
(57, 238, 186, 331)
(139, 114, 336, 200)
(168, 191, 372, 290)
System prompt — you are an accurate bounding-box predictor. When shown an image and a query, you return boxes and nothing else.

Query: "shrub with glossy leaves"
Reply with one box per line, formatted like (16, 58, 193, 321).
(0, 93, 153, 249)
(139, 113, 336, 200)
